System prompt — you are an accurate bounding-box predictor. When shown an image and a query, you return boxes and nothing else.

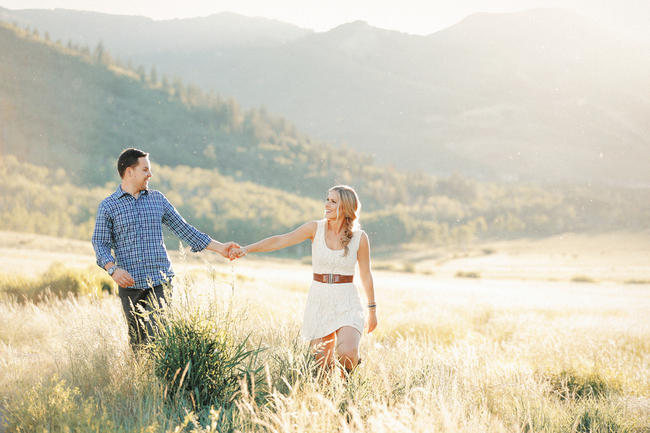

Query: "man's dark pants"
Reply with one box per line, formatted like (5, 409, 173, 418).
(118, 284, 167, 349)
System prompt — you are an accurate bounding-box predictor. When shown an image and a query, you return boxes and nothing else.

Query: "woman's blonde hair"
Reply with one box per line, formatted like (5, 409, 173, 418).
(329, 185, 361, 256)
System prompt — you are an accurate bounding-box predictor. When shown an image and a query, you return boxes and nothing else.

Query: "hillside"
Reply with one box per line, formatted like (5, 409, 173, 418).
(3, 8, 648, 184)
(0, 154, 321, 252)
(0, 21, 426, 211)
(1, 22, 649, 249)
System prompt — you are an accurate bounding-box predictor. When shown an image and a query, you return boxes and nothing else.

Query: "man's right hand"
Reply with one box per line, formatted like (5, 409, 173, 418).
(112, 268, 135, 288)
(229, 247, 248, 260)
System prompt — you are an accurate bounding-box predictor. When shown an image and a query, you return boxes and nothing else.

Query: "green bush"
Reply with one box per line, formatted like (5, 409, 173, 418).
(455, 270, 481, 279)
(546, 369, 620, 401)
(150, 304, 265, 410)
(571, 275, 598, 283)
(402, 262, 416, 273)
(573, 405, 630, 433)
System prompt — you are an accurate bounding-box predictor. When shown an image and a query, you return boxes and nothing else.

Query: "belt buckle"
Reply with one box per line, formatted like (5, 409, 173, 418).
(327, 273, 333, 284)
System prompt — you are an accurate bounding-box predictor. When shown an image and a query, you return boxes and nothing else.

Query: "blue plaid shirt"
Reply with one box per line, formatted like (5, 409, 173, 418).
(92, 185, 211, 289)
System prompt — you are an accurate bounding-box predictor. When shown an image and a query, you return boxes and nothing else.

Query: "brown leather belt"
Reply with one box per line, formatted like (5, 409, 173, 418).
(313, 273, 354, 284)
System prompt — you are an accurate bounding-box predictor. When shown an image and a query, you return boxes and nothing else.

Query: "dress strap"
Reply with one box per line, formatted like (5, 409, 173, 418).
(316, 219, 326, 243)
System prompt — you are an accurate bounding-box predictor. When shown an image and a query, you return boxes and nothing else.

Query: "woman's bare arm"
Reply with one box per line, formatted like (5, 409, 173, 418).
(232, 221, 317, 257)
(357, 232, 377, 333)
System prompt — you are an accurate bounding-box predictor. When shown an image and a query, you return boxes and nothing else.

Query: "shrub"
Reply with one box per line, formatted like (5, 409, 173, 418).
(402, 262, 416, 273)
(623, 279, 650, 285)
(546, 369, 620, 401)
(455, 270, 481, 279)
(571, 275, 597, 283)
(574, 406, 629, 433)
(150, 303, 265, 410)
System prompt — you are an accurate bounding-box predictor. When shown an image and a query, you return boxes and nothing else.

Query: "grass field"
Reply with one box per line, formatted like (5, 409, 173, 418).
(0, 231, 649, 432)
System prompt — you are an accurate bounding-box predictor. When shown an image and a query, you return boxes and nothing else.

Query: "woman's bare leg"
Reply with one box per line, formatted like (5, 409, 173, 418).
(310, 331, 336, 370)
(335, 326, 361, 372)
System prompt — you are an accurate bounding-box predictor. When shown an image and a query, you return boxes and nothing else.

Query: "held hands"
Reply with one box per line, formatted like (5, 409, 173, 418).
(229, 246, 248, 261)
(220, 241, 241, 259)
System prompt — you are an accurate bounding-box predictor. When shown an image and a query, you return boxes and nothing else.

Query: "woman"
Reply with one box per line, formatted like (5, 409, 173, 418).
(229, 185, 377, 372)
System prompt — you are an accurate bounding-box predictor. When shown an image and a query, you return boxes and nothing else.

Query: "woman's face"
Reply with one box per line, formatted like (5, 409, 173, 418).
(324, 190, 340, 220)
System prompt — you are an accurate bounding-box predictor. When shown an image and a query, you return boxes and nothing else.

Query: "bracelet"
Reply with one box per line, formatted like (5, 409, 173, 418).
(367, 303, 376, 309)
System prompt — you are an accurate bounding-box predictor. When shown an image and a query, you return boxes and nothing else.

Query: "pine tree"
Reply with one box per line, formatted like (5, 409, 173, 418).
(137, 65, 147, 82)
(94, 41, 112, 66)
(150, 66, 158, 85)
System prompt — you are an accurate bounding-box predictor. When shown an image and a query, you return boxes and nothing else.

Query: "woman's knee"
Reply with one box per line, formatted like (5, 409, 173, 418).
(337, 343, 359, 365)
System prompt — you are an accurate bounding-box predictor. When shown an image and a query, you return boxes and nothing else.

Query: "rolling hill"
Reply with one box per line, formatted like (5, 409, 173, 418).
(0, 21, 427, 211)
(3, 7, 648, 185)
(1, 21, 648, 249)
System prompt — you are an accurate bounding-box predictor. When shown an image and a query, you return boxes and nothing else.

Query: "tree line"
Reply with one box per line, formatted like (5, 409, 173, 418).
(2, 156, 647, 254)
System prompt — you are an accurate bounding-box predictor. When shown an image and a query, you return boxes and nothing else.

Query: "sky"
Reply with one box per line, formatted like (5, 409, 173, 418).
(0, 0, 648, 38)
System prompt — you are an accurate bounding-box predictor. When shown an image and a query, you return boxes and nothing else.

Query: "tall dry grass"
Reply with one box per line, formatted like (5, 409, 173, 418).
(0, 264, 648, 432)
(0, 263, 115, 301)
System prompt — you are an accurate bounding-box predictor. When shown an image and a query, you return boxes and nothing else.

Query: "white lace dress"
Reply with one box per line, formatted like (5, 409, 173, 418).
(300, 219, 365, 341)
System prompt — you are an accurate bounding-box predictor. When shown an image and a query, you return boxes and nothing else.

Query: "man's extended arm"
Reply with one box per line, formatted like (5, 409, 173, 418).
(161, 195, 238, 258)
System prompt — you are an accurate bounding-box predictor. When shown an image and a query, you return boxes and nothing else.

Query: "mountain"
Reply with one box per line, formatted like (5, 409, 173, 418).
(0, 21, 429, 211)
(2, 7, 648, 185)
(0, 8, 311, 52)
(1, 21, 648, 248)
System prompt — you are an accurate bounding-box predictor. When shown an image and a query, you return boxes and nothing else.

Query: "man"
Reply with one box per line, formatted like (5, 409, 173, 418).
(92, 148, 237, 349)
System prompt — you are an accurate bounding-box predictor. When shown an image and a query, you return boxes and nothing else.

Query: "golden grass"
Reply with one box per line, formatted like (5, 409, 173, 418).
(0, 260, 648, 432)
(0, 263, 115, 301)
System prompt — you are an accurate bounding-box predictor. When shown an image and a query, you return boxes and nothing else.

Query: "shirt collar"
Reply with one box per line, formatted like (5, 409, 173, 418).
(114, 184, 149, 199)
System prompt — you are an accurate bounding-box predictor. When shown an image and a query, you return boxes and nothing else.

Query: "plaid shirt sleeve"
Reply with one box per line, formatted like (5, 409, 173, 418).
(161, 195, 211, 252)
(91, 202, 116, 268)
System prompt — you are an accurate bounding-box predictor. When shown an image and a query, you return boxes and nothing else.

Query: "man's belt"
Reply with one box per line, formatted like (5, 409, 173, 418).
(313, 273, 354, 284)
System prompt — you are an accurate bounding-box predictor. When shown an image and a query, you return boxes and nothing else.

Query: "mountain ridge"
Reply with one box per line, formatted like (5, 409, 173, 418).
(1, 21, 648, 248)
(1, 7, 648, 185)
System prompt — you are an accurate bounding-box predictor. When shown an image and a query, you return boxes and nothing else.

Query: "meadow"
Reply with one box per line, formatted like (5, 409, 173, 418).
(0, 231, 649, 432)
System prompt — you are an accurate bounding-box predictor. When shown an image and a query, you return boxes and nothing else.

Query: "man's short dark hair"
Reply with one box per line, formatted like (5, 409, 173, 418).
(117, 148, 148, 178)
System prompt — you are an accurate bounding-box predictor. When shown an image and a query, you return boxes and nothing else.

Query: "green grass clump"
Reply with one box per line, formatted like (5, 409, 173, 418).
(0, 263, 115, 301)
(402, 262, 416, 273)
(455, 270, 481, 278)
(2, 375, 115, 432)
(546, 369, 621, 401)
(572, 404, 632, 433)
(571, 275, 597, 283)
(623, 279, 650, 285)
(150, 303, 265, 411)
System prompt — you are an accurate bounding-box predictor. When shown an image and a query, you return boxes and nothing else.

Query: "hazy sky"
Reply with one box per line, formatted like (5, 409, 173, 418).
(1, 0, 648, 37)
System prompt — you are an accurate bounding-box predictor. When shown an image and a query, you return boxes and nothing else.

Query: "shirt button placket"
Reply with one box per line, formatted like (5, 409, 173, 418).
(137, 197, 143, 263)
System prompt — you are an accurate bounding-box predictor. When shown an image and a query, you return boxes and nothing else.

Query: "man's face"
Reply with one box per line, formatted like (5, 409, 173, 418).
(128, 156, 152, 190)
